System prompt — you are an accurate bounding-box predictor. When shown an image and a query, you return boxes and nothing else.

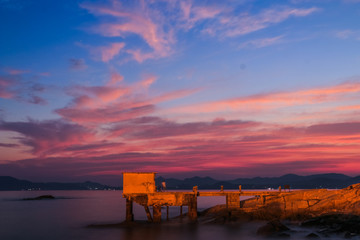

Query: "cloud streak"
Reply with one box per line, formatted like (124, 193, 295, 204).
(239, 35, 284, 49)
(0, 119, 94, 156)
(69, 58, 87, 70)
(55, 72, 197, 125)
(81, 1, 174, 62)
(80, 1, 318, 62)
(164, 80, 360, 123)
(0, 74, 47, 105)
(99, 42, 125, 62)
(202, 6, 319, 38)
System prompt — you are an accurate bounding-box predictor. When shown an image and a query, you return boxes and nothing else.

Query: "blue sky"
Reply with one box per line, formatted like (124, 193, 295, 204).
(0, 0, 360, 184)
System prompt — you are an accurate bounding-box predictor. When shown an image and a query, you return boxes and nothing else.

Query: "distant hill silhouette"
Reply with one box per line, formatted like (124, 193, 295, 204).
(0, 176, 119, 191)
(156, 173, 360, 190)
(1, 173, 359, 190)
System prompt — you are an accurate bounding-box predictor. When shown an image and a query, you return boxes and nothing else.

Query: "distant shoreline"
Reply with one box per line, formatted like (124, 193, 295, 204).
(1, 173, 360, 190)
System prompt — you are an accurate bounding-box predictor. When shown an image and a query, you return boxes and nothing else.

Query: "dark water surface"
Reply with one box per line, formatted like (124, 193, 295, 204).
(0, 190, 354, 240)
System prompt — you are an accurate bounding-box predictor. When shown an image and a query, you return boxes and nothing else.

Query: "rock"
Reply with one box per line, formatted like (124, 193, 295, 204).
(306, 233, 320, 238)
(257, 220, 290, 237)
(23, 195, 55, 200)
(302, 214, 360, 236)
(277, 232, 291, 238)
(344, 231, 357, 239)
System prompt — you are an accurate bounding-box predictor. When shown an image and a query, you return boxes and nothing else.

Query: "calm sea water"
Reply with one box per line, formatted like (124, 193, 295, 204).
(0, 190, 352, 240)
(0, 190, 257, 240)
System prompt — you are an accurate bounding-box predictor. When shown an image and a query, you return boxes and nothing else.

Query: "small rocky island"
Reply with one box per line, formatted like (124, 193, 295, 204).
(23, 195, 56, 201)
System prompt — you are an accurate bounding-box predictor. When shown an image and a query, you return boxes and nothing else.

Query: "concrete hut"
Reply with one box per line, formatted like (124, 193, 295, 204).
(122, 172, 198, 222)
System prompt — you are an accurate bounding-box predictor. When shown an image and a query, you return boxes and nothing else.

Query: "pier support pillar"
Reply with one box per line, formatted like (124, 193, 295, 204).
(144, 206, 153, 222)
(188, 195, 197, 221)
(180, 206, 183, 215)
(226, 193, 240, 209)
(166, 206, 169, 221)
(153, 205, 162, 223)
(126, 198, 134, 222)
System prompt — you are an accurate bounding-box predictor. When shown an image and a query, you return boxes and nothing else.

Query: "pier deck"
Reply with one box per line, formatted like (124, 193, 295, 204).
(123, 187, 290, 222)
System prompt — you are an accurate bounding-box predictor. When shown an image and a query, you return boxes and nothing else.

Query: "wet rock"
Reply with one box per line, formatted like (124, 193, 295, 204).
(306, 233, 320, 238)
(277, 232, 291, 238)
(302, 214, 360, 235)
(23, 195, 55, 200)
(257, 220, 290, 237)
(344, 231, 358, 239)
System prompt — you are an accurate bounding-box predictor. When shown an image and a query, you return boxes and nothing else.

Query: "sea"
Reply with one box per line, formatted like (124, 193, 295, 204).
(0, 190, 354, 240)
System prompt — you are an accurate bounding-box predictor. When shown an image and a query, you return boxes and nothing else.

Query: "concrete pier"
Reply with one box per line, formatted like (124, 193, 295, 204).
(122, 172, 290, 222)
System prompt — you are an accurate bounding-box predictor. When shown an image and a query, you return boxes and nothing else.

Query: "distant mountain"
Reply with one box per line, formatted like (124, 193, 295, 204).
(1, 173, 359, 191)
(156, 173, 360, 190)
(0, 176, 119, 191)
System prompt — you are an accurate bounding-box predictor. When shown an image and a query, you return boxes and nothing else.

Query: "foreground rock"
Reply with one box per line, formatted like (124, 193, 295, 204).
(23, 195, 55, 200)
(302, 214, 360, 237)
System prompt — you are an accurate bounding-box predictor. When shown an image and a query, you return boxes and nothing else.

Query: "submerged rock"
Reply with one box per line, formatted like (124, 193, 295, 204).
(256, 219, 290, 237)
(23, 195, 55, 200)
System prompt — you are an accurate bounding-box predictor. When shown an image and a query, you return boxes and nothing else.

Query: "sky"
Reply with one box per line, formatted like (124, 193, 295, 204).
(0, 0, 360, 185)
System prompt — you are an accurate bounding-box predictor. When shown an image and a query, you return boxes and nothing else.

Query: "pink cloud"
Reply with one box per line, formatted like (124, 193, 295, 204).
(238, 35, 284, 49)
(0, 74, 48, 105)
(39, 72, 51, 76)
(165, 80, 360, 120)
(56, 103, 155, 124)
(110, 117, 258, 140)
(338, 105, 360, 111)
(100, 42, 125, 62)
(306, 122, 360, 135)
(1, 116, 360, 181)
(107, 72, 124, 86)
(81, 1, 174, 62)
(0, 76, 16, 98)
(3, 67, 30, 75)
(207, 6, 319, 38)
(179, 1, 224, 30)
(137, 75, 156, 89)
(0, 119, 95, 156)
(80, 1, 317, 63)
(55, 72, 195, 125)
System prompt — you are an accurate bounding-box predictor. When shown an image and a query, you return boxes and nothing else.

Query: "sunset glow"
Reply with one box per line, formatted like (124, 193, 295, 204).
(0, 0, 359, 185)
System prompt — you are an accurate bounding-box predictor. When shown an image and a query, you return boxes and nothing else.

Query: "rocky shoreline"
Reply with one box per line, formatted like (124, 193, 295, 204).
(193, 183, 360, 238)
